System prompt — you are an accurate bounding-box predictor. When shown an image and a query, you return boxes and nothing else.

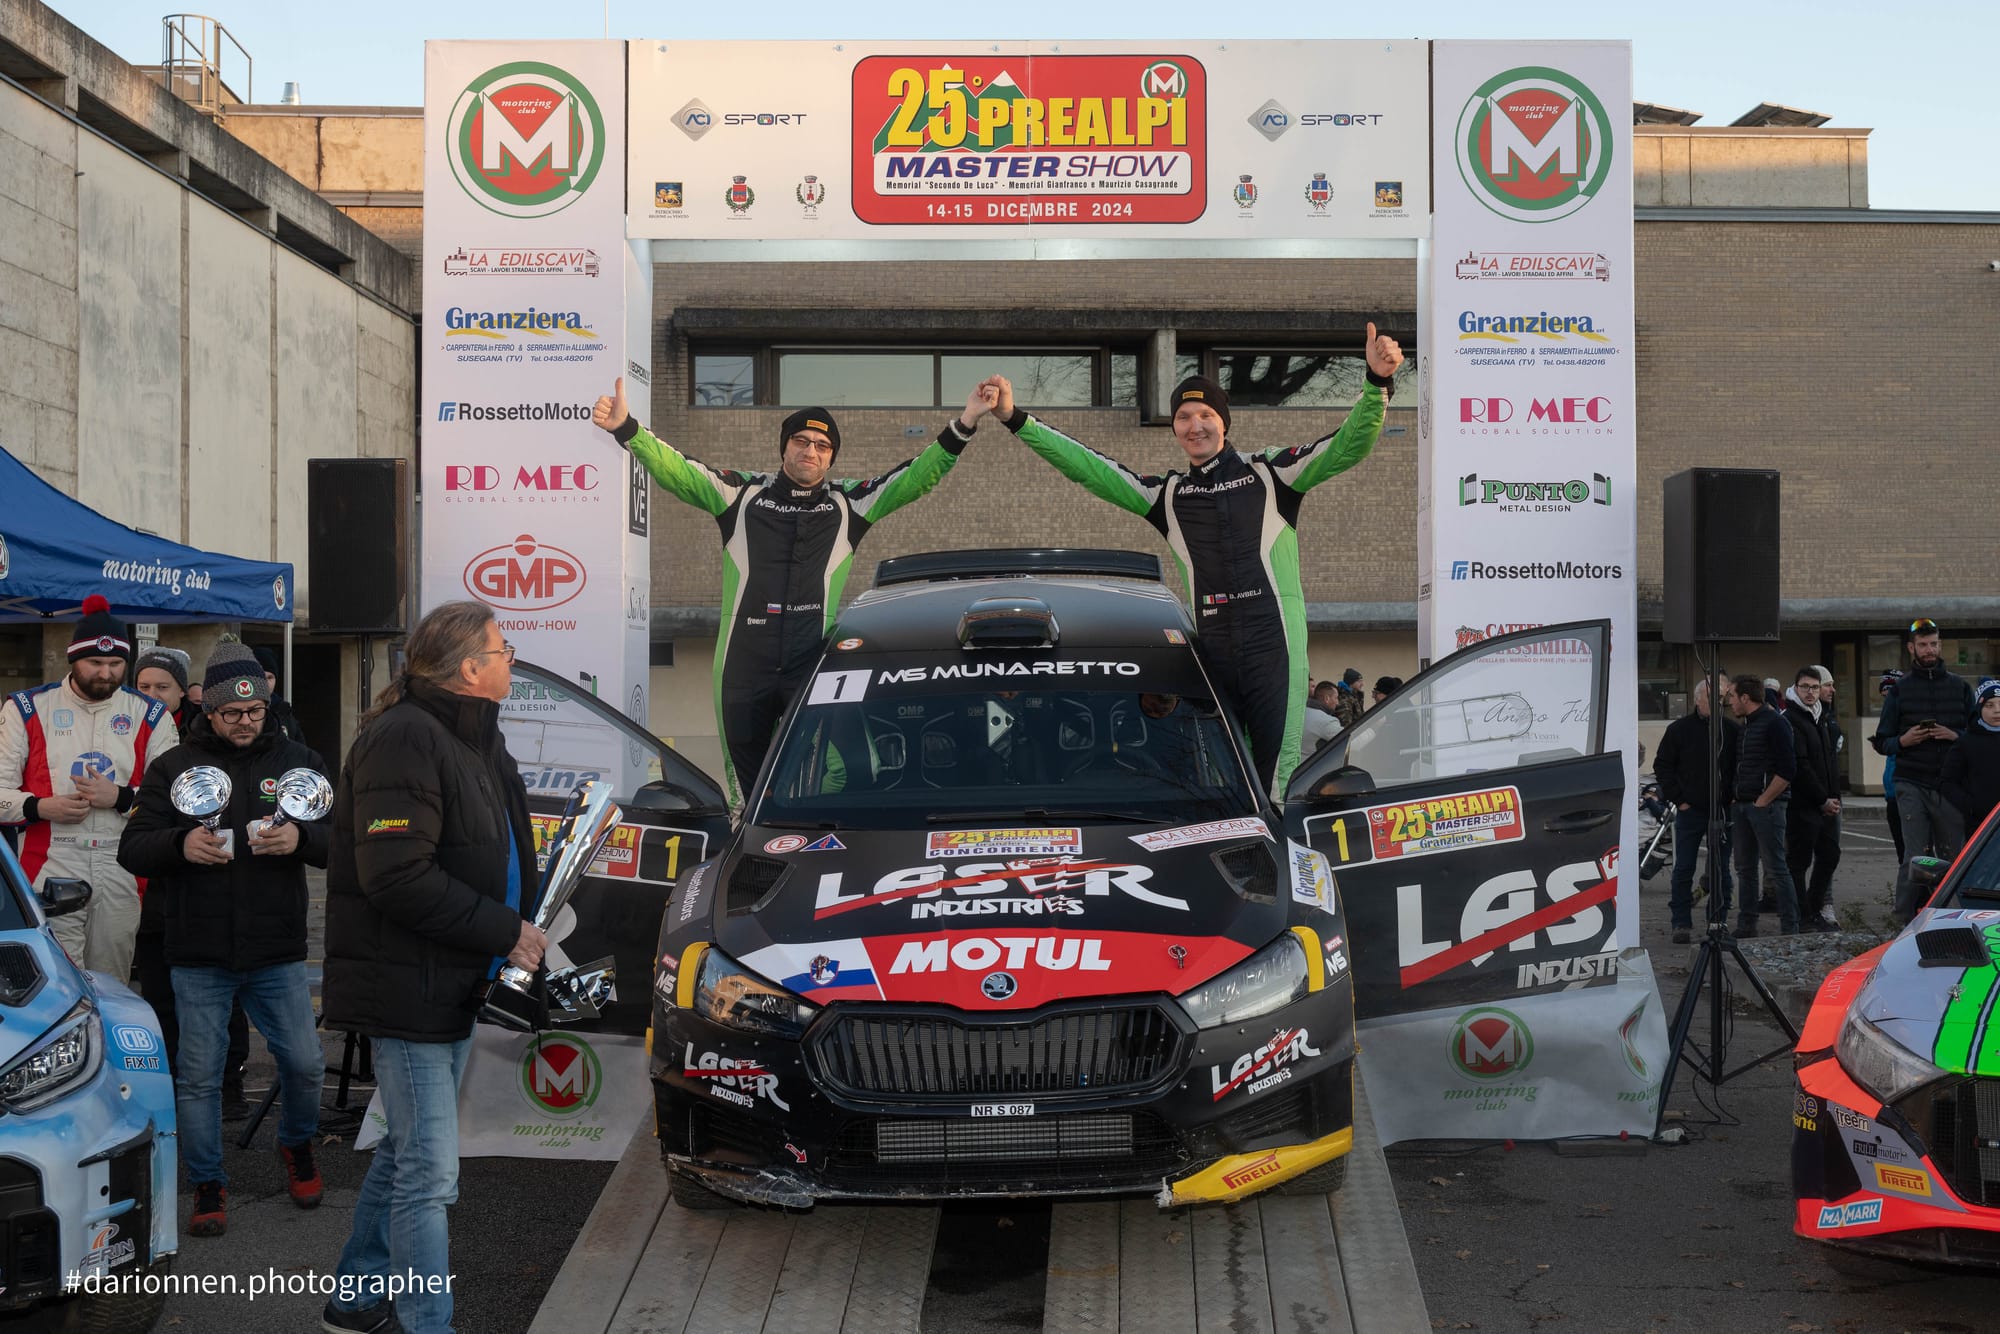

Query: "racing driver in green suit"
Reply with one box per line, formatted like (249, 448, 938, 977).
(592, 376, 994, 804)
(984, 324, 1402, 797)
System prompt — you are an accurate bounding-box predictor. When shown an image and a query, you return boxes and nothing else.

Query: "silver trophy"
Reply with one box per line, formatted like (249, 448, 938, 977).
(250, 767, 333, 843)
(170, 766, 233, 856)
(479, 780, 623, 1032)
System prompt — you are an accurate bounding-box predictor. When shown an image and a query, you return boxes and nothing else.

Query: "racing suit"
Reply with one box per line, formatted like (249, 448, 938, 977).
(1005, 382, 1390, 797)
(612, 417, 970, 803)
(0, 678, 178, 978)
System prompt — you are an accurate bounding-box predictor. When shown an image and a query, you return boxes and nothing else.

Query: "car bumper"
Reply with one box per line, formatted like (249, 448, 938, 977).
(652, 988, 1355, 1207)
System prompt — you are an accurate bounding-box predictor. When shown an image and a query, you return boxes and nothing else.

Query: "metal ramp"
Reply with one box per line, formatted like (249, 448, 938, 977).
(536, 1073, 1426, 1334)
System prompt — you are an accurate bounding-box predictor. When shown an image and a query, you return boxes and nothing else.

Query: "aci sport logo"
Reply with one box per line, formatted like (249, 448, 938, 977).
(447, 62, 606, 219)
(1454, 66, 1613, 223)
(521, 1032, 602, 1118)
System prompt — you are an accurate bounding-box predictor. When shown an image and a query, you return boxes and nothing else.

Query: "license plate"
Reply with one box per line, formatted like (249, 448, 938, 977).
(970, 1102, 1035, 1118)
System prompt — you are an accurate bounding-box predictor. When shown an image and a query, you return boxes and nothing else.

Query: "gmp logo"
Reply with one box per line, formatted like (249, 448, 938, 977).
(1454, 66, 1614, 223)
(447, 62, 606, 219)
(1449, 1006, 1533, 1079)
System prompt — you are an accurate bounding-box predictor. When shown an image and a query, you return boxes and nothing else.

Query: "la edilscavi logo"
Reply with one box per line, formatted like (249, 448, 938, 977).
(1455, 66, 1613, 224)
(448, 62, 606, 220)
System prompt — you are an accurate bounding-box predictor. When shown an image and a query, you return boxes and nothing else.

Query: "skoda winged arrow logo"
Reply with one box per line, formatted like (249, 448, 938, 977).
(981, 971, 1019, 1001)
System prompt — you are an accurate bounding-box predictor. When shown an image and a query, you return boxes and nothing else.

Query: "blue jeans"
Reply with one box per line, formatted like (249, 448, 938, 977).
(1731, 798, 1799, 933)
(1668, 806, 1732, 930)
(331, 1035, 472, 1334)
(172, 963, 324, 1186)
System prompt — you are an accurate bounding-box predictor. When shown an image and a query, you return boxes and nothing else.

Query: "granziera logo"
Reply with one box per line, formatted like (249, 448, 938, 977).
(1449, 1006, 1534, 1079)
(448, 62, 606, 219)
(1455, 66, 1613, 223)
(521, 1032, 602, 1117)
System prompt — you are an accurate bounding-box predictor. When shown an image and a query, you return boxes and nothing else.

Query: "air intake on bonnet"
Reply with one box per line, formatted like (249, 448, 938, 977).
(728, 855, 789, 914)
(1916, 927, 1988, 967)
(0, 943, 44, 1006)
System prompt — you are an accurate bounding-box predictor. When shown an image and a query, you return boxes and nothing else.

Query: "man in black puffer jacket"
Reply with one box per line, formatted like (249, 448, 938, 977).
(1783, 668, 1842, 932)
(1652, 676, 1738, 942)
(119, 641, 332, 1239)
(1875, 618, 1976, 905)
(321, 602, 546, 1334)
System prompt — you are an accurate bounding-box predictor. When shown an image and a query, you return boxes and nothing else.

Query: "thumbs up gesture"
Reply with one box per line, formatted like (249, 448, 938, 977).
(1364, 322, 1404, 378)
(592, 376, 630, 433)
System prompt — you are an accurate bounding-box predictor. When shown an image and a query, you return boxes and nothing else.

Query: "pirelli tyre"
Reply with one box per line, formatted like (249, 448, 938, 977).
(1276, 1158, 1348, 1197)
(63, 1254, 173, 1334)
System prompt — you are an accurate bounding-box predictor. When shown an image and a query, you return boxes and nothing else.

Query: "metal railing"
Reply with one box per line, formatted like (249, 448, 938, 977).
(160, 13, 251, 116)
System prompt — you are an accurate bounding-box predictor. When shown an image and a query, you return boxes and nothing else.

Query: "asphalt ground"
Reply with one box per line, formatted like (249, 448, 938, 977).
(66, 804, 1993, 1334)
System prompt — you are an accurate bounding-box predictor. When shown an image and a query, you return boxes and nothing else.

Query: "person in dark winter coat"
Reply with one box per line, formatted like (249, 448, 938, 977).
(252, 645, 309, 747)
(118, 641, 331, 1238)
(1653, 676, 1738, 941)
(1783, 668, 1842, 932)
(1729, 674, 1800, 935)
(1943, 679, 2000, 836)
(321, 601, 546, 1334)
(1875, 619, 1977, 908)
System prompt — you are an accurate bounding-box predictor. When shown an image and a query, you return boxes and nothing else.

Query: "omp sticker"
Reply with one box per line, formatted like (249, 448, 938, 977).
(1129, 817, 1271, 852)
(1366, 786, 1524, 860)
(927, 828, 1082, 859)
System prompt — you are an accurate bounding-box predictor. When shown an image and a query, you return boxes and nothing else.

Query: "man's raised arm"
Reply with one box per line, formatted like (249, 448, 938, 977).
(593, 375, 748, 518)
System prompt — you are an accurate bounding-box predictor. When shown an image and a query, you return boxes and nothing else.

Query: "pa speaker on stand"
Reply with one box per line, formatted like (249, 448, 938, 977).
(307, 459, 412, 720)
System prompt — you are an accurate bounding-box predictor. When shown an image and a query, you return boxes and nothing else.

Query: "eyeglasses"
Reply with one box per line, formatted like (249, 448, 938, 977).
(469, 643, 517, 664)
(215, 705, 268, 724)
(1910, 618, 1939, 635)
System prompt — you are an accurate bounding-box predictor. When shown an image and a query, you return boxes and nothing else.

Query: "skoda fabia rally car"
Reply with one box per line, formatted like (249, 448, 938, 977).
(1795, 832, 2000, 1264)
(0, 837, 177, 1331)
(650, 551, 1359, 1209)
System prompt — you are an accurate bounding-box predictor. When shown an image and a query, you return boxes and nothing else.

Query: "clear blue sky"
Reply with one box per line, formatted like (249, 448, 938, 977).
(51, 0, 2000, 211)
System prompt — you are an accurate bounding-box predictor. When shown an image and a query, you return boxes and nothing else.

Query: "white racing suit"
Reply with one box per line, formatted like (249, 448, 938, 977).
(0, 679, 177, 979)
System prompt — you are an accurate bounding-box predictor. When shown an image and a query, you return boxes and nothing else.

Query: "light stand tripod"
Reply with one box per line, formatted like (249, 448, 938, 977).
(1654, 646, 1799, 1136)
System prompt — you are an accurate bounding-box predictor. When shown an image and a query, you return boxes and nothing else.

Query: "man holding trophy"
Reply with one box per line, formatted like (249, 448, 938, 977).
(321, 602, 548, 1334)
(118, 641, 334, 1239)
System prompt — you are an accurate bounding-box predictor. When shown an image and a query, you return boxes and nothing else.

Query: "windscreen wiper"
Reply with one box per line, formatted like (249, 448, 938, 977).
(927, 808, 1166, 824)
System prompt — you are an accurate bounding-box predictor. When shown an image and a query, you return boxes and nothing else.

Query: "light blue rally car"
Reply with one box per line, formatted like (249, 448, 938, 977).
(0, 836, 176, 1332)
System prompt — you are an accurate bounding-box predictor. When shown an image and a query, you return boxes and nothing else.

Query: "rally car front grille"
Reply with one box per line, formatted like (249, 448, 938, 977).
(808, 1001, 1187, 1103)
(1921, 1077, 2000, 1208)
(826, 1111, 1186, 1188)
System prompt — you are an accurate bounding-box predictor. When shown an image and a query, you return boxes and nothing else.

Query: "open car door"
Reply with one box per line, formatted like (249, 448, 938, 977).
(502, 660, 730, 1034)
(1282, 621, 1622, 1023)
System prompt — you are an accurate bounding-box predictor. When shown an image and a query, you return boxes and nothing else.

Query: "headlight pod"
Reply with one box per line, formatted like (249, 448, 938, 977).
(693, 947, 819, 1038)
(0, 999, 102, 1112)
(1836, 1009, 1944, 1104)
(1178, 934, 1310, 1029)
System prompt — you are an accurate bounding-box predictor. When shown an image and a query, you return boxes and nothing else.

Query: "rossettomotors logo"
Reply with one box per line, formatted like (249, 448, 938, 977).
(447, 62, 606, 219)
(1454, 66, 1613, 223)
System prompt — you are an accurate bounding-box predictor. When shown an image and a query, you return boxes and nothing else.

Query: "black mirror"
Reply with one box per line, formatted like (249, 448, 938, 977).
(36, 877, 91, 919)
(632, 781, 719, 816)
(1309, 766, 1378, 802)
(1904, 855, 1949, 903)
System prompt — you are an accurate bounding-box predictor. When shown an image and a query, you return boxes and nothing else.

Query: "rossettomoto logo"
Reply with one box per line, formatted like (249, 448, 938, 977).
(436, 401, 590, 424)
(447, 62, 606, 219)
(1454, 66, 1613, 223)
(1449, 559, 1623, 581)
(1449, 1007, 1533, 1079)
(521, 1032, 602, 1117)
(464, 534, 587, 611)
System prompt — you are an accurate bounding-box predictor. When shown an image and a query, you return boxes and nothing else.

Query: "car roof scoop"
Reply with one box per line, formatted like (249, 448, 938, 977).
(958, 596, 1059, 649)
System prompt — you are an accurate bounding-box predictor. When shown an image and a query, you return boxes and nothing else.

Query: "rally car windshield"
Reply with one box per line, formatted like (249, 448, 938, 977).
(0, 844, 38, 932)
(756, 685, 1259, 828)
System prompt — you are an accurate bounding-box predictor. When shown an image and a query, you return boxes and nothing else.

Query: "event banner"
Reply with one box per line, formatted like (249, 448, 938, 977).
(625, 40, 1428, 241)
(1358, 951, 1669, 1143)
(355, 1026, 650, 1160)
(421, 41, 648, 727)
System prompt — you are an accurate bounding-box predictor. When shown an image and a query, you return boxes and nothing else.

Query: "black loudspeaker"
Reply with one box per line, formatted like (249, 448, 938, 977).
(307, 458, 409, 634)
(1662, 468, 1780, 644)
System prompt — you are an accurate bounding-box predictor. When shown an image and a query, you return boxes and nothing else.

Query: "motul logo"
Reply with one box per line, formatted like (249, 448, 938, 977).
(464, 534, 586, 611)
(446, 464, 600, 492)
(1459, 397, 1613, 424)
(889, 935, 1112, 974)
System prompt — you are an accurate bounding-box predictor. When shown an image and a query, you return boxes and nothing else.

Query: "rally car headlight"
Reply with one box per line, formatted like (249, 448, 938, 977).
(693, 947, 819, 1038)
(1178, 934, 1310, 1029)
(1836, 1009, 1944, 1104)
(0, 999, 102, 1112)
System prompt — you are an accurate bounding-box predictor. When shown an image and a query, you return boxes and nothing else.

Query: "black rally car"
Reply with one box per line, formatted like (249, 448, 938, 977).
(650, 550, 1358, 1208)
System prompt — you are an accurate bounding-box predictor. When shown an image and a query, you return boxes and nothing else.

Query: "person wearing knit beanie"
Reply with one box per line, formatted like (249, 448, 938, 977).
(203, 641, 273, 714)
(1943, 679, 2000, 835)
(68, 592, 132, 665)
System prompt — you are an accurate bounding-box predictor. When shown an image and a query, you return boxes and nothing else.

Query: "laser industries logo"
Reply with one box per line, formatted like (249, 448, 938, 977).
(1454, 66, 1614, 223)
(447, 62, 606, 219)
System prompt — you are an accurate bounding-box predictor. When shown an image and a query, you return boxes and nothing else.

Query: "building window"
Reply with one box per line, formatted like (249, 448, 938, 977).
(1177, 348, 1418, 406)
(1637, 637, 1682, 721)
(779, 352, 935, 407)
(693, 352, 756, 406)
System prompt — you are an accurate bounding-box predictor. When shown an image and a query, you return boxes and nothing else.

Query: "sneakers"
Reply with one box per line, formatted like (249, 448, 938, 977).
(280, 1140, 324, 1209)
(1671, 927, 1692, 944)
(189, 1181, 227, 1236)
(322, 1299, 404, 1333)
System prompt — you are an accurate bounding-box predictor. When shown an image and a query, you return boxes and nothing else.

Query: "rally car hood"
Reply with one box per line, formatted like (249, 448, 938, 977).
(1848, 906, 2000, 1076)
(0, 929, 89, 1069)
(691, 817, 1289, 1011)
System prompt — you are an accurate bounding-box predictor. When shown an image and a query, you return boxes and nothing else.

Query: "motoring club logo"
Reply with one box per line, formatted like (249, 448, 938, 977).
(447, 62, 606, 219)
(521, 1032, 602, 1117)
(1454, 66, 1614, 223)
(464, 534, 587, 611)
(1448, 1007, 1534, 1079)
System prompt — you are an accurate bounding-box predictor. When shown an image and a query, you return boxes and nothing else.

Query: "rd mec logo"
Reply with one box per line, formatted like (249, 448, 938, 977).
(1454, 66, 1613, 223)
(447, 61, 606, 219)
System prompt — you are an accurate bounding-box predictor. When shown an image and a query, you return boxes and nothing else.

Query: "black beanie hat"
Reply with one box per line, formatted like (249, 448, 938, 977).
(134, 649, 189, 692)
(67, 594, 132, 663)
(779, 407, 841, 459)
(203, 640, 272, 713)
(1169, 376, 1230, 432)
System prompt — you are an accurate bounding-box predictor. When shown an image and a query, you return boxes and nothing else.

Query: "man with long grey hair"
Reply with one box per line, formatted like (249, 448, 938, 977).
(321, 601, 546, 1334)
